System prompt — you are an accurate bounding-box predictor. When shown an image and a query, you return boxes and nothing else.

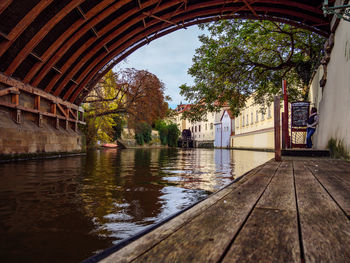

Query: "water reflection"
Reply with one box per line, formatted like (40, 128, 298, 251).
(0, 148, 272, 262)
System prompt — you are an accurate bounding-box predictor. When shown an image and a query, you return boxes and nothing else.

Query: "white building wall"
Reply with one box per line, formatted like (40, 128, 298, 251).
(221, 111, 232, 148)
(310, 18, 350, 151)
(191, 111, 215, 142)
(214, 123, 222, 147)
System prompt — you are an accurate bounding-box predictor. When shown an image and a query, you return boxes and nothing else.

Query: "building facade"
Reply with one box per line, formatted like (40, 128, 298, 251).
(214, 110, 235, 148)
(231, 96, 275, 150)
(174, 97, 280, 150)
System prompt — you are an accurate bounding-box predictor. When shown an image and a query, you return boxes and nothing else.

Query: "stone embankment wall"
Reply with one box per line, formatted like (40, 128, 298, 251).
(0, 108, 83, 158)
(309, 15, 350, 152)
(118, 128, 161, 148)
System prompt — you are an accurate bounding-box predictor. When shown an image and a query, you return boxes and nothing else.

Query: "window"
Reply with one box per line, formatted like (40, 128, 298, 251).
(210, 123, 213, 130)
(243, 115, 245, 127)
(199, 125, 201, 132)
(195, 126, 197, 132)
(268, 106, 271, 118)
(246, 114, 249, 125)
(262, 110, 265, 121)
(251, 113, 253, 124)
(191, 127, 193, 132)
(256, 110, 259, 122)
(205, 123, 207, 130)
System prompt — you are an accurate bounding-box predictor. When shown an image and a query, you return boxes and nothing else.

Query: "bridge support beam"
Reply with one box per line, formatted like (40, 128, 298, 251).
(0, 73, 86, 158)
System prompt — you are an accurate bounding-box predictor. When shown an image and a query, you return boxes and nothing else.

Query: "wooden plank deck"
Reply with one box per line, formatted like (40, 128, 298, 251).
(99, 159, 350, 263)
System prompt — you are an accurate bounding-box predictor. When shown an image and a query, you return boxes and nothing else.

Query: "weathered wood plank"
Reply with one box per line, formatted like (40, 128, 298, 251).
(304, 160, 350, 216)
(0, 87, 19, 97)
(222, 161, 300, 263)
(124, 162, 279, 263)
(293, 160, 350, 263)
(306, 160, 350, 185)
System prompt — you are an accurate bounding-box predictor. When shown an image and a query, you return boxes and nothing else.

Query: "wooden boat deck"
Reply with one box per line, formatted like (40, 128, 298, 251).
(99, 159, 350, 263)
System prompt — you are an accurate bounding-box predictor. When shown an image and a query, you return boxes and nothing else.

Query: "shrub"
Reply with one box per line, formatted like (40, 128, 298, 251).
(327, 138, 350, 160)
(135, 122, 152, 145)
(155, 120, 180, 147)
(167, 124, 180, 147)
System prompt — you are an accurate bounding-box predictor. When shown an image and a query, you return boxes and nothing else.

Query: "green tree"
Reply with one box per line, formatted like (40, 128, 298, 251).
(134, 122, 152, 145)
(167, 124, 180, 147)
(180, 20, 325, 121)
(155, 120, 168, 145)
(155, 120, 180, 147)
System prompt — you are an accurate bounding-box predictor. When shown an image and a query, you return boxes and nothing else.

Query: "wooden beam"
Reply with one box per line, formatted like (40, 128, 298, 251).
(71, 79, 79, 86)
(148, 0, 163, 17)
(11, 93, 19, 106)
(29, 52, 43, 62)
(0, 30, 9, 40)
(27, 0, 132, 85)
(76, 6, 86, 20)
(46, 0, 164, 94)
(0, 0, 12, 15)
(0, 87, 19, 97)
(56, 103, 68, 118)
(34, 95, 40, 111)
(53, 0, 183, 96)
(0, 0, 54, 57)
(0, 72, 80, 110)
(143, 12, 178, 26)
(69, 108, 77, 120)
(91, 27, 99, 38)
(4, 0, 85, 76)
(52, 66, 62, 74)
(51, 103, 57, 115)
(0, 100, 85, 125)
(242, 0, 258, 17)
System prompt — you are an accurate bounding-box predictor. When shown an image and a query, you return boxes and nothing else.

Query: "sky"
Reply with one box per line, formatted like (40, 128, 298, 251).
(114, 25, 207, 109)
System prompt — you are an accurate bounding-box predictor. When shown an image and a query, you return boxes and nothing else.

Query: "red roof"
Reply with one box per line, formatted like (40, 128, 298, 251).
(175, 104, 191, 113)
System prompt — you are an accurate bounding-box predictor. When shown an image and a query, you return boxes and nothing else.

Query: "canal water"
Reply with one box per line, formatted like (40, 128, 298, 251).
(0, 148, 273, 262)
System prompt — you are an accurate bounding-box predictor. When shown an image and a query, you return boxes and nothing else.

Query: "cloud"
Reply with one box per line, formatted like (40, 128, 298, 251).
(114, 25, 206, 109)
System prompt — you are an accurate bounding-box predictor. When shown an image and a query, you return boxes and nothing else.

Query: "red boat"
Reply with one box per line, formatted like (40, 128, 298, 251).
(102, 143, 118, 148)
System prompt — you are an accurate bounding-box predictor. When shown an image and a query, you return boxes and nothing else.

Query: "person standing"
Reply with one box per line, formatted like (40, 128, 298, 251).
(306, 107, 319, 148)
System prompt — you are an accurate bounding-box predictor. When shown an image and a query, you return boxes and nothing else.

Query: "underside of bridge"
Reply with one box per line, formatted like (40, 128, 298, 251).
(0, 0, 332, 106)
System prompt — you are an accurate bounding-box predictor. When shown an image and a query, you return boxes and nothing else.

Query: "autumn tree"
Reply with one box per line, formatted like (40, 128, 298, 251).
(180, 20, 325, 121)
(83, 69, 169, 145)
